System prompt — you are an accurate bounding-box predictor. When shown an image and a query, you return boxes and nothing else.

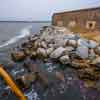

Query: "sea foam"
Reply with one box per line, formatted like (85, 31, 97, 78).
(0, 25, 32, 48)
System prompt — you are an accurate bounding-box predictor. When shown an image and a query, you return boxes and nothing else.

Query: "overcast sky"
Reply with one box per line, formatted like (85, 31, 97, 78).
(0, 0, 100, 21)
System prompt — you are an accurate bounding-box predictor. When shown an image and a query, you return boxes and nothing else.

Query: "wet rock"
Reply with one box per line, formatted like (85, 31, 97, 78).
(76, 46, 89, 59)
(30, 51, 37, 59)
(48, 43, 54, 48)
(46, 47, 54, 55)
(36, 72, 49, 89)
(11, 51, 26, 62)
(92, 57, 100, 68)
(37, 48, 47, 57)
(21, 42, 28, 48)
(84, 80, 95, 88)
(78, 71, 96, 81)
(88, 49, 96, 60)
(23, 48, 31, 56)
(71, 60, 89, 69)
(31, 36, 38, 41)
(65, 46, 74, 52)
(23, 73, 36, 82)
(23, 62, 39, 73)
(95, 81, 100, 90)
(59, 55, 70, 64)
(68, 39, 77, 47)
(78, 39, 98, 49)
(94, 46, 100, 55)
(16, 73, 36, 89)
(55, 71, 65, 82)
(40, 41, 47, 49)
(50, 47, 66, 59)
(34, 40, 41, 49)
(89, 40, 98, 48)
(78, 38, 89, 47)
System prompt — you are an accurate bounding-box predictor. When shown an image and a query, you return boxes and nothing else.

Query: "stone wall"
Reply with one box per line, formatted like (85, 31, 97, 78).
(52, 7, 100, 33)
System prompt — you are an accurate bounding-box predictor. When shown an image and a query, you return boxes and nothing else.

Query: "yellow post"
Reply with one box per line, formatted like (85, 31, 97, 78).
(0, 65, 26, 100)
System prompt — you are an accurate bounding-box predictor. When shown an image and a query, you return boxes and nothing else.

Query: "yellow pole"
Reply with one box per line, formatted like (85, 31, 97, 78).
(0, 65, 26, 100)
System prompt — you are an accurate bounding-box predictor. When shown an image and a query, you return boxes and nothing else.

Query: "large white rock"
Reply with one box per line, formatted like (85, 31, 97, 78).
(76, 46, 89, 59)
(78, 39, 98, 48)
(50, 47, 66, 59)
(59, 55, 70, 64)
(78, 39, 89, 47)
(89, 40, 98, 48)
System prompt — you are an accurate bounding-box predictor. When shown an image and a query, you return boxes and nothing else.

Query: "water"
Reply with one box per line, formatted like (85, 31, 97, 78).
(0, 22, 50, 46)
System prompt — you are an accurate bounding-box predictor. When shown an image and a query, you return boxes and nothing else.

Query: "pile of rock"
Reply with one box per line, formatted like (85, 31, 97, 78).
(11, 26, 100, 88)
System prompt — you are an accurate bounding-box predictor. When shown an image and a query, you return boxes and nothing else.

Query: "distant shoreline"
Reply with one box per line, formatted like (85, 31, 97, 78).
(0, 21, 51, 23)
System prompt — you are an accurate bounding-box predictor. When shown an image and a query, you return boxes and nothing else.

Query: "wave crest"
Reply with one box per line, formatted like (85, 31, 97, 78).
(0, 25, 32, 48)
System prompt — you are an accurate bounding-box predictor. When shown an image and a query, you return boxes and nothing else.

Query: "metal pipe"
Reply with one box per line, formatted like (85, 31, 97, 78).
(0, 65, 26, 100)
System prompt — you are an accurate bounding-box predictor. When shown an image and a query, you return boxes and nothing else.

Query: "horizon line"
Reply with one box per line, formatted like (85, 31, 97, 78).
(0, 20, 51, 22)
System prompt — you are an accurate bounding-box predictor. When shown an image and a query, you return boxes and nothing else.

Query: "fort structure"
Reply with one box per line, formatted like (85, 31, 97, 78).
(52, 7, 100, 33)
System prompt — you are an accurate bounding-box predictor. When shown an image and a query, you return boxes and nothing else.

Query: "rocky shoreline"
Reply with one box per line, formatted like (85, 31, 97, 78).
(10, 25, 100, 99)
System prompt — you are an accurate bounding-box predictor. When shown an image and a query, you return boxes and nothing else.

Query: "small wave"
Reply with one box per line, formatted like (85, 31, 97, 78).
(0, 25, 32, 48)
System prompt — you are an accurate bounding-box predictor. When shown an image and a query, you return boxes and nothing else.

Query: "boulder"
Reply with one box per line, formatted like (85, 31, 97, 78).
(55, 71, 65, 82)
(78, 38, 89, 47)
(46, 48, 54, 55)
(11, 51, 26, 62)
(37, 48, 47, 57)
(88, 49, 96, 60)
(89, 40, 98, 48)
(76, 46, 89, 59)
(78, 70, 96, 81)
(59, 55, 70, 64)
(94, 46, 100, 55)
(68, 39, 77, 47)
(41, 41, 47, 49)
(65, 46, 74, 52)
(50, 47, 66, 59)
(92, 57, 100, 68)
(95, 81, 100, 90)
(48, 43, 54, 48)
(23, 48, 31, 55)
(78, 39, 98, 48)
(34, 41, 39, 49)
(30, 51, 37, 59)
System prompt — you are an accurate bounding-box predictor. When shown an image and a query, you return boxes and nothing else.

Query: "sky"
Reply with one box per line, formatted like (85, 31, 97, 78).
(0, 0, 100, 21)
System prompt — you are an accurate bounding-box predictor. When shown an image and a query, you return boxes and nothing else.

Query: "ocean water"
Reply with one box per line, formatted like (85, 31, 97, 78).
(0, 22, 51, 46)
